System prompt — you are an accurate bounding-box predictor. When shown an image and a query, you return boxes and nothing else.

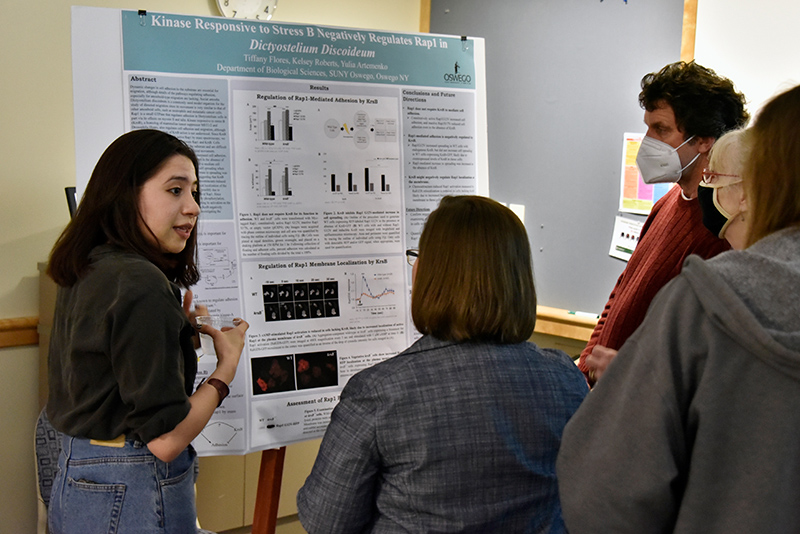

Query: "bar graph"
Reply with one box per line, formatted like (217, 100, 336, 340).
(253, 163, 292, 197)
(364, 167, 390, 193)
(329, 167, 391, 193)
(253, 105, 295, 142)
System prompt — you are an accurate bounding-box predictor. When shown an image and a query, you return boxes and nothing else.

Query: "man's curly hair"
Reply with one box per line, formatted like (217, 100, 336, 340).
(639, 61, 749, 140)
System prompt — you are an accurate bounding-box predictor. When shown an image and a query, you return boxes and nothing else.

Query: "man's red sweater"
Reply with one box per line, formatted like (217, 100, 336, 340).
(579, 186, 730, 378)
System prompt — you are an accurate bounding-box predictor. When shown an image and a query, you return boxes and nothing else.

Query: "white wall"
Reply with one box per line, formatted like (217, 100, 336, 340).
(0, 1, 421, 530)
(695, 0, 800, 117)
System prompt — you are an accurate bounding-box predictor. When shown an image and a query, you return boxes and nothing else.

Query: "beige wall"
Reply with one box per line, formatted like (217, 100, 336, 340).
(0, 1, 421, 530)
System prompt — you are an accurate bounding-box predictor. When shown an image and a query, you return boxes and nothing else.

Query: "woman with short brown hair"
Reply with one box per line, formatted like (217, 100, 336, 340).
(411, 195, 537, 344)
(298, 195, 588, 533)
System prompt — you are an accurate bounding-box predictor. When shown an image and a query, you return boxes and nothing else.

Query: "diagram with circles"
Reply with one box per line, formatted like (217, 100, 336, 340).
(198, 246, 238, 288)
(323, 111, 398, 149)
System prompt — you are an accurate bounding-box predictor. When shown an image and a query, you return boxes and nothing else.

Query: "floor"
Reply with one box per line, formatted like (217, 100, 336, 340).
(220, 514, 307, 534)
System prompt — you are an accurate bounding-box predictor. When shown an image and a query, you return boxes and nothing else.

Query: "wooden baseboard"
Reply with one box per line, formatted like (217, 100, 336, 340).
(0, 317, 39, 349)
(534, 306, 597, 343)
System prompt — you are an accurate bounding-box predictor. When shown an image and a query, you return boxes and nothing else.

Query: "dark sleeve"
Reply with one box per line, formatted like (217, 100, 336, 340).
(557, 275, 703, 533)
(107, 267, 192, 443)
(297, 374, 381, 534)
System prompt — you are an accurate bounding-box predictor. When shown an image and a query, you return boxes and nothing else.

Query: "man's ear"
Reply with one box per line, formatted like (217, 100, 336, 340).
(695, 136, 716, 155)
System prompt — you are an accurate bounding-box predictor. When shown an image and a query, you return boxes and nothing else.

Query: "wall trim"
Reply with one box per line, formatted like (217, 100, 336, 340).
(681, 0, 698, 62)
(534, 306, 596, 343)
(420, 0, 430, 33)
(0, 317, 39, 348)
(0, 306, 597, 350)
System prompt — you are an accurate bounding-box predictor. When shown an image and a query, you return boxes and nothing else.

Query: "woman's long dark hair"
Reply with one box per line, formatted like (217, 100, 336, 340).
(47, 130, 200, 287)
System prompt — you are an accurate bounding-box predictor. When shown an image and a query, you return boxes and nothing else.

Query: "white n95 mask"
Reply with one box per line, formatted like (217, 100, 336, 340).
(636, 135, 699, 184)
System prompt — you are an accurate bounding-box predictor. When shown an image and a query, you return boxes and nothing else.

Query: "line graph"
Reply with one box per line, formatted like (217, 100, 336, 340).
(355, 274, 395, 305)
(348, 272, 398, 315)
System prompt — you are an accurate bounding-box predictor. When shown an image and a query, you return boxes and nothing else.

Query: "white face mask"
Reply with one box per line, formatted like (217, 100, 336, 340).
(636, 135, 700, 184)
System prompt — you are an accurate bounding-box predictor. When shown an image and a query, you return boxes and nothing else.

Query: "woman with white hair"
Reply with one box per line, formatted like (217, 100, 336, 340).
(697, 127, 751, 249)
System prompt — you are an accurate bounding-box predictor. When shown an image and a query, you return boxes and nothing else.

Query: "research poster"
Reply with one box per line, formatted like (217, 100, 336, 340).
(72, 8, 486, 455)
(608, 215, 644, 262)
(618, 132, 674, 214)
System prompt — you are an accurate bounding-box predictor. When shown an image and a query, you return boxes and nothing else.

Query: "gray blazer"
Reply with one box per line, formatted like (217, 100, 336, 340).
(297, 335, 588, 533)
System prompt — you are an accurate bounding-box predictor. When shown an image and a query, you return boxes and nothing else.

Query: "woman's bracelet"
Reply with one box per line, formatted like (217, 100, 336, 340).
(200, 377, 230, 407)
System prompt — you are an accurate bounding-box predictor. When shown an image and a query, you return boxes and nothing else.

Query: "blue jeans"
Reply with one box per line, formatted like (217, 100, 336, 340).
(48, 435, 198, 534)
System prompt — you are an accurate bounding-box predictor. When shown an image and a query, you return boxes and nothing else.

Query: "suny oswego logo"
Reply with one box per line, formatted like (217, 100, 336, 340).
(443, 62, 472, 84)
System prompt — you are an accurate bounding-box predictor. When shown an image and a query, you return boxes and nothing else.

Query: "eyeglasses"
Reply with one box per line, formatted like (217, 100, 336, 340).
(702, 169, 740, 185)
(405, 249, 418, 266)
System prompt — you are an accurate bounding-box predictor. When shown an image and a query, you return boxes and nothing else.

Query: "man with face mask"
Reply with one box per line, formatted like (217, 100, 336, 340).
(579, 61, 749, 385)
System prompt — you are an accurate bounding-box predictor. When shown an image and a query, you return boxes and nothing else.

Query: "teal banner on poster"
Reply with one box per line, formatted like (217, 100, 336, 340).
(122, 11, 475, 89)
